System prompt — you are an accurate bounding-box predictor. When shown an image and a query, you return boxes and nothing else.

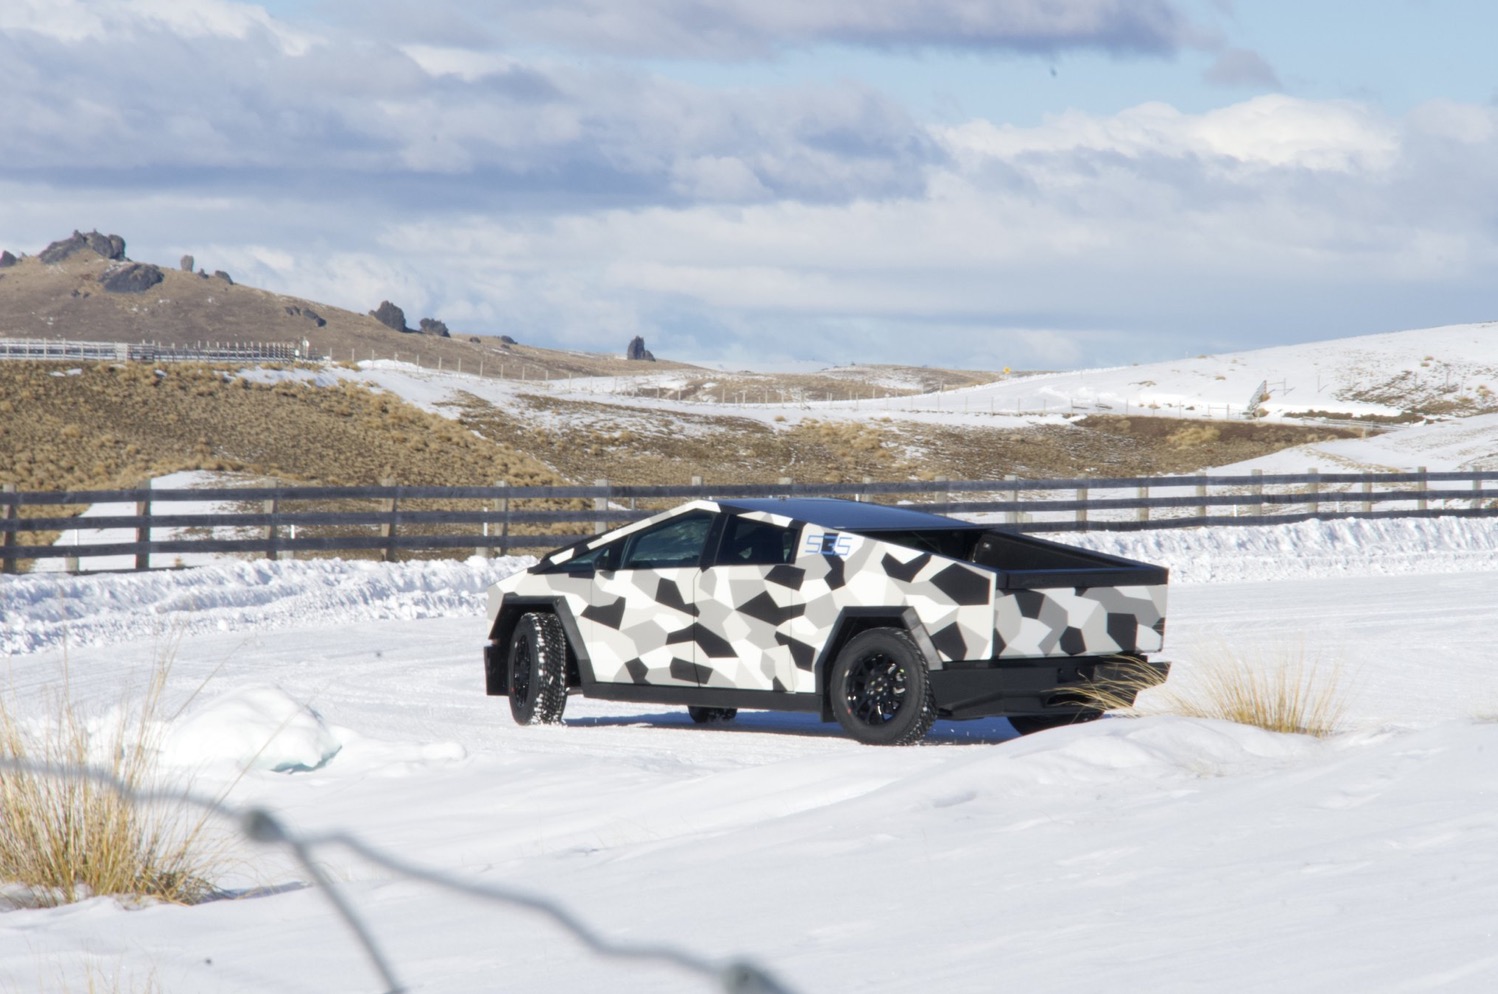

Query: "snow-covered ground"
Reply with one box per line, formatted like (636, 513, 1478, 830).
(5, 515, 1498, 993)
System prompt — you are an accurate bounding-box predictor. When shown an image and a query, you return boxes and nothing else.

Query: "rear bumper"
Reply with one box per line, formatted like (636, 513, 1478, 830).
(928, 656, 1169, 720)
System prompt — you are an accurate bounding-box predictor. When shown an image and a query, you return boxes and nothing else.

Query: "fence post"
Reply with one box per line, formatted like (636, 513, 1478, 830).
(135, 480, 151, 571)
(1252, 469, 1264, 518)
(1418, 466, 1428, 511)
(1004, 474, 1018, 525)
(1475, 474, 1484, 510)
(498, 483, 510, 556)
(1362, 472, 1373, 514)
(1, 483, 15, 575)
(778, 477, 794, 496)
(934, 475, 948, 512)
(1076, 485, 1088, 527)
(1307, 467, 1320, 518)
(594, 478, 609, 535)
(1136, 485, 1149, 523)
(264, 498, 281, 560)
(379, 478, 400, 562)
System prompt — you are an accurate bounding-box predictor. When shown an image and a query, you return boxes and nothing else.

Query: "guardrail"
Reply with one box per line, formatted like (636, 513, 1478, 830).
(3, 470, 1497, 574)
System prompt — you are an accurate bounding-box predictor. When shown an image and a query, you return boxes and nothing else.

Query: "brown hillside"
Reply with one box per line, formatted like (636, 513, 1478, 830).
(0, 239, 700, 377)
(0, 361, 561, 492)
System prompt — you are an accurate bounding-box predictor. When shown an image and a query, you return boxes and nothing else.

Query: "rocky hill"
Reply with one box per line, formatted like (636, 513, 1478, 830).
(0, 230, 698, 377)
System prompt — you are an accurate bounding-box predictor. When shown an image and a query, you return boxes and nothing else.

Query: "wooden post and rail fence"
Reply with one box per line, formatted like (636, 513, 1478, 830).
(3, 469, 1496, 574)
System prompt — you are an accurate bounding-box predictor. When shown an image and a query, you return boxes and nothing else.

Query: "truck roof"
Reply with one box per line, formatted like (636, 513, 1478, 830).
(717, 497, 975, 532)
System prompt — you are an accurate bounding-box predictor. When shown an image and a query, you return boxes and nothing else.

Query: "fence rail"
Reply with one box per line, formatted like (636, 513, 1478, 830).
(0, 337, 314, 363)
(4, 469, 1497, 574)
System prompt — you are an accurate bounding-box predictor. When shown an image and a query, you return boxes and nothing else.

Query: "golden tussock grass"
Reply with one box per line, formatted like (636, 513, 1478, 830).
(0, 657, 225, 909)
(1075, 646, 1349, 738)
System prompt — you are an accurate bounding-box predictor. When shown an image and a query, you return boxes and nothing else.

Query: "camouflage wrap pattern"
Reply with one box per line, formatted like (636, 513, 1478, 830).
(491, 501, 1166, 694)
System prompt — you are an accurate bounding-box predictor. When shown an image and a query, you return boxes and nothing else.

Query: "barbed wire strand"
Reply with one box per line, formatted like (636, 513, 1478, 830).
(0, 757, 799, 994)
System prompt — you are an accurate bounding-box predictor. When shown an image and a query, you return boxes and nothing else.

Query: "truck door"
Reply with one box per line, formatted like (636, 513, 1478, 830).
(585, 510, 714, 687)
(696, 514, 806, 694)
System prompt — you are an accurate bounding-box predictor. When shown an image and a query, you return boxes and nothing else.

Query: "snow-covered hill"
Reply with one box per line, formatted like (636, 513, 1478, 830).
(330, 322, 1498, 475)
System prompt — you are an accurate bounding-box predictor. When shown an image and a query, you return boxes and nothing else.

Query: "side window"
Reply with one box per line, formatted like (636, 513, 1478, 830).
(619, 512, 714, 570)
(715, 515, 796, 567)
(556, 541, 619, 573)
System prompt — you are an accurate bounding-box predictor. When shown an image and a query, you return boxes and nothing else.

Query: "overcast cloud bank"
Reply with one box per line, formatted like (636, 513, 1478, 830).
(1, 0, 1493, 369)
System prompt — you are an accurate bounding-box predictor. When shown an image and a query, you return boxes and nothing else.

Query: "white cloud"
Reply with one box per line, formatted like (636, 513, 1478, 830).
(938, 95, 1399, 173)
(0, 0, 315, 53)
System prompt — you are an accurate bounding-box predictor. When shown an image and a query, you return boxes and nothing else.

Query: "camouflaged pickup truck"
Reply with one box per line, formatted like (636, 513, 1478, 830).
(484, 497, 1169, 745)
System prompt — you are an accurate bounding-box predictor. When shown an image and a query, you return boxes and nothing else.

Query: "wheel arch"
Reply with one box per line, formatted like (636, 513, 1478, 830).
(486, 596, 588, 695)
(812, 607, 941, 719)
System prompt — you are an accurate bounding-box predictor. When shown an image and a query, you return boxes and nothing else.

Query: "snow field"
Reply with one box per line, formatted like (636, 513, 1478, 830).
(4, 514, 1498, 991)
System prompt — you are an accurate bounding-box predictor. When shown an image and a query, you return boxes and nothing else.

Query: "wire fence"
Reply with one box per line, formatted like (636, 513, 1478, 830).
(4, 470, 1498, 574)
(0, 756, 799, 994)
(0, 338, 313, 363)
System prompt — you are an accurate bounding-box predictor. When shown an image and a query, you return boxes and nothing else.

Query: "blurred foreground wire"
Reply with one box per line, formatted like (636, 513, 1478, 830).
(0, 757, 799, 994)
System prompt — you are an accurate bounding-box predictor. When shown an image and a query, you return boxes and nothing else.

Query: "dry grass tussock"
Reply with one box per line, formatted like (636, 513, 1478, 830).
(0, 658, 224, 908)
(1078, 647, 1349, 738)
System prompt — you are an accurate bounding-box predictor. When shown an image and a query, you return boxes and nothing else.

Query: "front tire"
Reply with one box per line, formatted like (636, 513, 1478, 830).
(508, 612, 568, 725)
(828, 628, 935, 745)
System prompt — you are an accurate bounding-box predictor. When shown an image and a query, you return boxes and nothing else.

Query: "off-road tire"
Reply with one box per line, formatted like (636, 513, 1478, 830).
(508, 612, 568, 725)
(829, 628, 936, 745)
(687, 706, 738, 724)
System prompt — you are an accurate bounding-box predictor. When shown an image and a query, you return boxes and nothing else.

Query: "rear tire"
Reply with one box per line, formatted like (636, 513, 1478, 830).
(687, 706, 738, 724)
(828, 628, 935, 745)
(508, 612, 568, 725)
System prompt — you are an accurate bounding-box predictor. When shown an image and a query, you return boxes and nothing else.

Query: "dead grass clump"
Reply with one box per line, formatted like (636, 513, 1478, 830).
(1073, 648, 1348, 738)
(0, 662, 220, 908)
(1166, 424, 1221, 448)
(1166, 657, 1348, 737)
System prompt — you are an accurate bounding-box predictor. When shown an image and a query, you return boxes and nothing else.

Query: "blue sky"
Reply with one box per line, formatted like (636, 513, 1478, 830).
(2, 0, 1495, 370)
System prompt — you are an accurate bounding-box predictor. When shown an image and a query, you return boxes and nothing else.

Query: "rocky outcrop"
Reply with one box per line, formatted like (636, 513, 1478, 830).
(370, 300, 410, 333)
(180, 254, 194, 272)
(626, 335, 655, 361)
(213, 270, 234, 285)
(499, 335, 516, 345)
(419, 318, 450, 338)
(40, 230, 126, 264)
(284, 304, 327, 328)
(0, 250, 16, 268)
(98, 262, 164, 294)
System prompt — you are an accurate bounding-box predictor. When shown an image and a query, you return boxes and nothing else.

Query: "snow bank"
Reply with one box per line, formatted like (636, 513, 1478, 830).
(0, 555, 532, 656)
(159, 685, 342, 773)
(1062, 515, 1498, 584)
(7, 516, 1498, 658)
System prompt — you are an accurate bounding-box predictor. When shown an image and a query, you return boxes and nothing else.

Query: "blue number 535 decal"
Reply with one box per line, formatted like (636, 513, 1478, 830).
(804, 531, 854, 556)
